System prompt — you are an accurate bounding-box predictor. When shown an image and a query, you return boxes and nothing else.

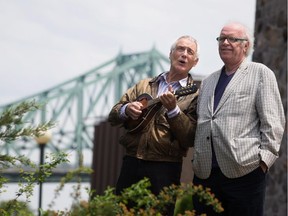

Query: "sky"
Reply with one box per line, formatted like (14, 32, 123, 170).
(0, 0, 256, 106)
(0, 0, 256, 212)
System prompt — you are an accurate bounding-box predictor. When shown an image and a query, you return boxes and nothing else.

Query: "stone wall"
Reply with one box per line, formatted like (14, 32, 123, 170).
(253, 0, 287, 215)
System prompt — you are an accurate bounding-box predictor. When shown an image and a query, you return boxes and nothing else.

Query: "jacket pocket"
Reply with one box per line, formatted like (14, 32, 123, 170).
(232, 137, 260, 166)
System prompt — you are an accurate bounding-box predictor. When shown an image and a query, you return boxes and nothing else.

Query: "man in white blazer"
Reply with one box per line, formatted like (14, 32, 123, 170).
(192, 22, 285, 216)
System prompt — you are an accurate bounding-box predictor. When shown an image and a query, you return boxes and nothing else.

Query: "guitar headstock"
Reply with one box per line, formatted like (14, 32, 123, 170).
(175, 84, 198, 97)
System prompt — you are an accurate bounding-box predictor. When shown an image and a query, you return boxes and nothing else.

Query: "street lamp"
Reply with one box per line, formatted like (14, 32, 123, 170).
(35, 130, 52, 215)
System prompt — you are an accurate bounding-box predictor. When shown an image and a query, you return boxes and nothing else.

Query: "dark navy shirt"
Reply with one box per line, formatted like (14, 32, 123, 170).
(212, 68, 235, 167)
(214, 68, 235, 111)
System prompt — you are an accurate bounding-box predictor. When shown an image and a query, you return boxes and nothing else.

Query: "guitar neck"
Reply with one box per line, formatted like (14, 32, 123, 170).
(147, 98, 161, 108)
(145, 84, 197, 109)
(146, 90, 177, 108)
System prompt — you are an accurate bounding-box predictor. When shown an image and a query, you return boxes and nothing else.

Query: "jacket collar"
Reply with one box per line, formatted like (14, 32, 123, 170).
(149, 72, 194, 86)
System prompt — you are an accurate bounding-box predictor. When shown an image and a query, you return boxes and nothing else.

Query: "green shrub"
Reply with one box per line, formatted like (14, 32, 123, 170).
(0, 200, 34, 216)
(46, 178, 223, 216)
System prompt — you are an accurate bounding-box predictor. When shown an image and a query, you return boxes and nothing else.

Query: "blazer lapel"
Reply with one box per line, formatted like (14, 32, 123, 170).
(214, 61, 249, 114)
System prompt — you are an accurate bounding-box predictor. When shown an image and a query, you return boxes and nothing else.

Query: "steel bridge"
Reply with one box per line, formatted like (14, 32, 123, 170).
(0, 48, 173, 181)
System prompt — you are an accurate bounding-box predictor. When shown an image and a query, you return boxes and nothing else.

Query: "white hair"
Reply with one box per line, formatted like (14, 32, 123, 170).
(170, 35, 200, 59)
(222, 21, 255, 56)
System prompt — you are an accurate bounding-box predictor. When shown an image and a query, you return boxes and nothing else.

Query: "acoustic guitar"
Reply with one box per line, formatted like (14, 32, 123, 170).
(124, 84, 198, 133)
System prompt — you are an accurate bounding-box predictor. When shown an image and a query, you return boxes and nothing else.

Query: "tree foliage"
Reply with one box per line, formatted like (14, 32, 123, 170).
(0, 100, 62, 215)
(0, 100, 54, 143)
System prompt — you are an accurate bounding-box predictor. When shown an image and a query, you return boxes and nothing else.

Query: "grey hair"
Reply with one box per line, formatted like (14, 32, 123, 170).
(242, 24, 254, 56)
(170, 35, 200, 59)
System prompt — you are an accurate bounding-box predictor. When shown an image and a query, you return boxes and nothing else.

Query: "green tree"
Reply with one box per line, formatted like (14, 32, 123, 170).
(0, 100, 68, 215)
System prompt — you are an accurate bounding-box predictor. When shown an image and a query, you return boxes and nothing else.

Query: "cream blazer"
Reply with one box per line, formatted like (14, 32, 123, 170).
(192, 60, 285, 179)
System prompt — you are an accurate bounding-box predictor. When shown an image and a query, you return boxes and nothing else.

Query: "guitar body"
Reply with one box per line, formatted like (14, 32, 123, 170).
(124, 93, 162, 134)
(124, 84, 198, 134)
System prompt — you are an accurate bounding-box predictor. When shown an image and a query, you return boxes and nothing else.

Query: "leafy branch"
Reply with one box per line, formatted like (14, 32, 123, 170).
(0, 100, 55, 143)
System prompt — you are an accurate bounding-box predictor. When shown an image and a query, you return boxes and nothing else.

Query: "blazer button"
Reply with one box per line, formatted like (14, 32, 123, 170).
(206, 136, 210, 140)
(212, 116, 216, 120)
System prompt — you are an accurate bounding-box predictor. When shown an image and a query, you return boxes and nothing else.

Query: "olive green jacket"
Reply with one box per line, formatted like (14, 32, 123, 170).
(108, 73, 198, 162)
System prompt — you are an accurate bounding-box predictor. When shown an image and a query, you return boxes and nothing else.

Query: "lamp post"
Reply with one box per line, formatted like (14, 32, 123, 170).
(35, 130, 52, 215)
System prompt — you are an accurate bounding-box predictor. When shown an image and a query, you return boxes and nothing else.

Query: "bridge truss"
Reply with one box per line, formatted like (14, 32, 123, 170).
(0, 48, 170, 169)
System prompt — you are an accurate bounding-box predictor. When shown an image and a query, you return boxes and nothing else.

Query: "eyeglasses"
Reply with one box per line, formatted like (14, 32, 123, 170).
(174, 46, 196, 56)
(216, 37, 248, 43)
